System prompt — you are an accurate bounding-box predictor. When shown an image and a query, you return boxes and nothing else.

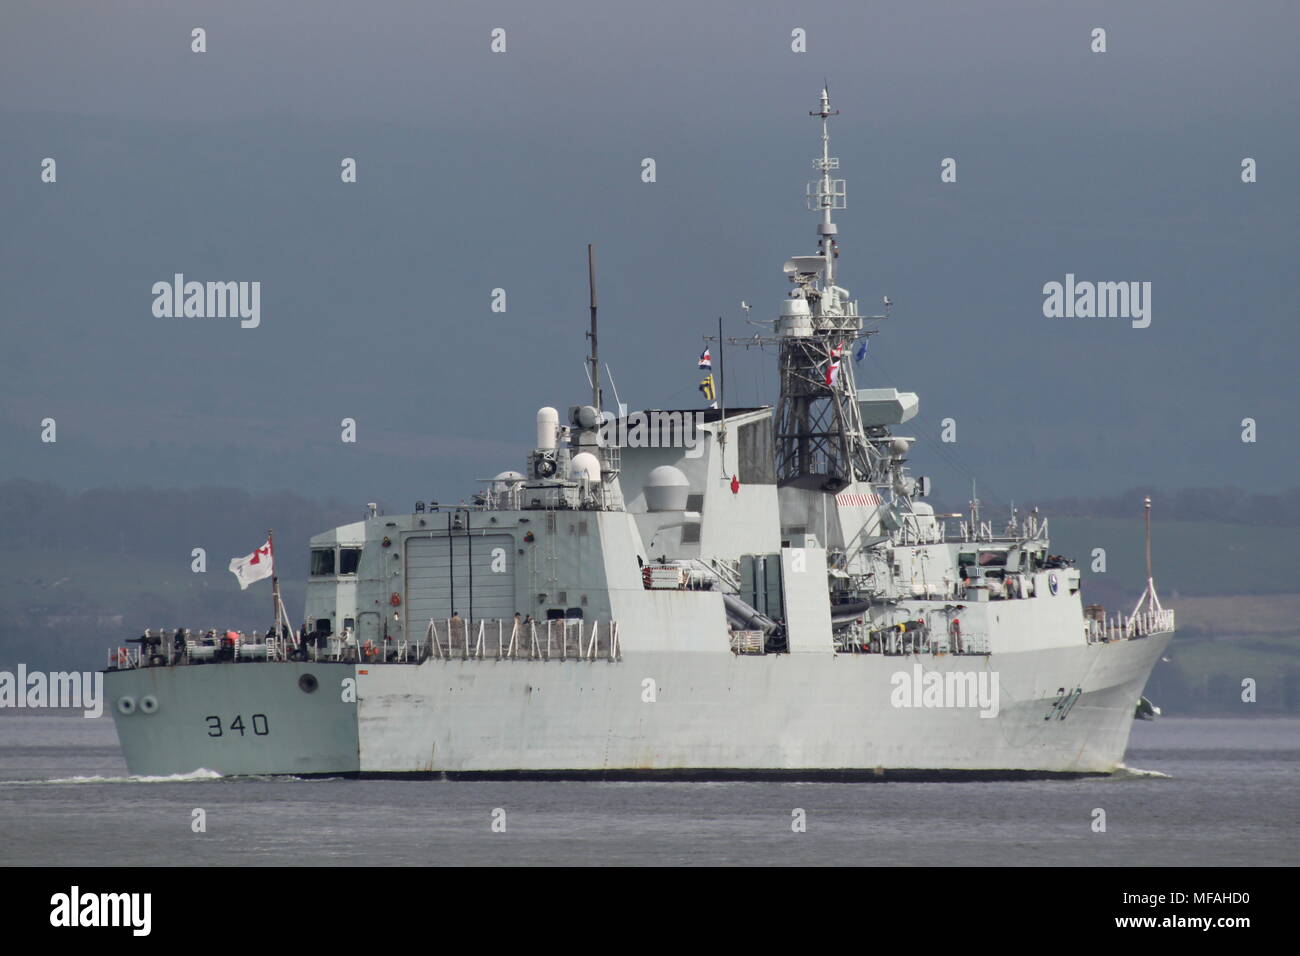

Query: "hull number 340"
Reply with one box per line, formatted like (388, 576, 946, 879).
(205, 714, 270, 737)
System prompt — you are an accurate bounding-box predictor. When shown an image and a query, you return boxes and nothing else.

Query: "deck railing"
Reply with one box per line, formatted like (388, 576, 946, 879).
(108, 632, 296, 670)
(836, 625, 991, 657)
(1086, 608, 1175, 644)
(108, 620, 623, 670)
(420, 618, 621, 662)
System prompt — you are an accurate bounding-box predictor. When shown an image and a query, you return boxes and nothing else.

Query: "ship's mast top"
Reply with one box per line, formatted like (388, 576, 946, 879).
(808, 86, 843, 291)
(587, 243, 601, 412)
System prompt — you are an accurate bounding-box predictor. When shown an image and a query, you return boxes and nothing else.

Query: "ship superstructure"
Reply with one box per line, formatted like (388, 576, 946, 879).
(104, 90, 1173, 779)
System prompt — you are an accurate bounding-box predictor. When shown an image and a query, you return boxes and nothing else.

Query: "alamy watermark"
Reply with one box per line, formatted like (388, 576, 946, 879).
(599, 410, 706, 458)
(890, 663, 1000, 718)
(152, 274, 260, 328)
(0, 665, 103, 718)
(1042, 274, 1151, 328)
(50, 886, 150, 936)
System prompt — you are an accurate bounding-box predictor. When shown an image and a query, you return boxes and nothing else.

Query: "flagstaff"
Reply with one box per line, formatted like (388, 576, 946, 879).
(269, 529, 279, 639)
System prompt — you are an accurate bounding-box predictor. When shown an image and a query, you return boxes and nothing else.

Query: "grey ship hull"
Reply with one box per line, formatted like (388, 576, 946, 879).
(106, 661, 359, 776)
(106, 633, 1167, 779)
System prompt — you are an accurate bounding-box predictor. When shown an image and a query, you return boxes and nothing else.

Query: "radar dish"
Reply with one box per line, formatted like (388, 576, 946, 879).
(783, 256, 827, 277)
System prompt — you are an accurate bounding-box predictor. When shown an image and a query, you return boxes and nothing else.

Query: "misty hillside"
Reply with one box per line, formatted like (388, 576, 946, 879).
(0, 479, 1295, 713)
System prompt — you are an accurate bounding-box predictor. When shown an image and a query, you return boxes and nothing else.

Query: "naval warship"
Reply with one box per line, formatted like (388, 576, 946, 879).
(105, 90, 1173, 778)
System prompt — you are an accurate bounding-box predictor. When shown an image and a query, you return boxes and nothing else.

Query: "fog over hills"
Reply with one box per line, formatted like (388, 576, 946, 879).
(1, 480, 1295, 714)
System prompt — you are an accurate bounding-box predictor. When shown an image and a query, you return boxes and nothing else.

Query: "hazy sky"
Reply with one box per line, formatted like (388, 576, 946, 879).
(2, 0, 1297, 517)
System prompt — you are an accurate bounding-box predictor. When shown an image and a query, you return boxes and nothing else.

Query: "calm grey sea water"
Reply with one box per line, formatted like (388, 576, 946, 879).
(0, 715, 1295, 866)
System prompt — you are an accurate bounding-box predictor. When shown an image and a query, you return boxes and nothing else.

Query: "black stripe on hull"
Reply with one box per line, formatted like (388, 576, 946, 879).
(289, 767, 1106, 783)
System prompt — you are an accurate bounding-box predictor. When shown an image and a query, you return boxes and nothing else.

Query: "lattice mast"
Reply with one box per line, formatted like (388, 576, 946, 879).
(773, 87, 881, 492)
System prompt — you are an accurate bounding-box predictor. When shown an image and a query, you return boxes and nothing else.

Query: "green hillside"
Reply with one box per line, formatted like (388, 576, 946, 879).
(1048, 516, 1289, 598)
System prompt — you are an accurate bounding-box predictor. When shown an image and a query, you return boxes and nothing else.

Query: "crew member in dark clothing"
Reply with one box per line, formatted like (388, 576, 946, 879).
(129, 629, 167, 665)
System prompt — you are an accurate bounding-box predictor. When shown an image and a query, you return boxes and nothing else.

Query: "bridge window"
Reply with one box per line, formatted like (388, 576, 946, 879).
(339, 547, 361, 574)
(310, 548, 335, 576)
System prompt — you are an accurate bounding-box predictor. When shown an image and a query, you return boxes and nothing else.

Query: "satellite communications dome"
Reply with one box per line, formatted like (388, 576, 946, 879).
(645, 465, 690, 512)
(570, 452, 601, 482)
(492, 470, 524, 492)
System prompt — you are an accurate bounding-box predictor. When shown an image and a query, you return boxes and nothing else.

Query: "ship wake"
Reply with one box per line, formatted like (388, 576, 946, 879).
(1109, 764, 1173, 780)
(2, 768, 225, 785)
